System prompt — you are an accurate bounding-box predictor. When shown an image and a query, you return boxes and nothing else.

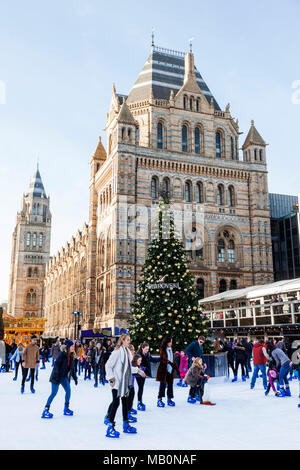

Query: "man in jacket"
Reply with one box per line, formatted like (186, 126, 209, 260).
(185, 336, 205, 368)
(250, 339, 269, 389)
(21, 335, 40, 394)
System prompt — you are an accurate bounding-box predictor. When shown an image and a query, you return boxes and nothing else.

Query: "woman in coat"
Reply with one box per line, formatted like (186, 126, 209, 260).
(41, 339, 77, 419)
(156, 336, 179, 408)
(135, 342, 160, 411)
(104, 334, 146, 438)
(11, 343, 24, 381)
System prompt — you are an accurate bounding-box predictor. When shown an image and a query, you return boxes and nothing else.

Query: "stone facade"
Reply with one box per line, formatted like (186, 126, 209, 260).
(43, 45, 273, 339)
(8, 166, 51, 318)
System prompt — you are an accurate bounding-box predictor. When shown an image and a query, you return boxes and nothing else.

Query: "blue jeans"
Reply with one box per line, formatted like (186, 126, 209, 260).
(46, 378, 71, 408)
(250, 364, 267, 388)
(279, 362, 291, 387)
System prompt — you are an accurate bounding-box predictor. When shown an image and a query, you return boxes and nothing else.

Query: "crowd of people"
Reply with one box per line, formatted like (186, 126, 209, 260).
(2, 332, 300, 438)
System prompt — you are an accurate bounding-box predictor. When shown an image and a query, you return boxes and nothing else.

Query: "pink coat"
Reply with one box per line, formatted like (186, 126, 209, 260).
(176, 352, 189, 378)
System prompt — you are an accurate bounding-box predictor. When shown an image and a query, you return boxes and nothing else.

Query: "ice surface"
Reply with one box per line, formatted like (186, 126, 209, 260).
(1, 367, 300, 450)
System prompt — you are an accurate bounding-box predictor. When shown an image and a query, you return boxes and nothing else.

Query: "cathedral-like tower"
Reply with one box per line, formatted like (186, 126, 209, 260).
(7, 165, 51, 318)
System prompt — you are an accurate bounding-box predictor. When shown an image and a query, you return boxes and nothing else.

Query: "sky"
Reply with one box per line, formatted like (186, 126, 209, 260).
(0, 0, 300, 302)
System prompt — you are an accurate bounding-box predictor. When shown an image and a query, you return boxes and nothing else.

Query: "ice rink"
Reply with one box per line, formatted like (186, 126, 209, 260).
(1, 365, 300, 450)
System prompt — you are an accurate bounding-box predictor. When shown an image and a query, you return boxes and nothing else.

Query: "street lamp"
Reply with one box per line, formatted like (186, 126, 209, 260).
(72, 310, 83, 340)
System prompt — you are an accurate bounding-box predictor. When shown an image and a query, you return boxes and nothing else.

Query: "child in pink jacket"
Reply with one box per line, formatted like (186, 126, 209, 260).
(175, 350, 189, 387)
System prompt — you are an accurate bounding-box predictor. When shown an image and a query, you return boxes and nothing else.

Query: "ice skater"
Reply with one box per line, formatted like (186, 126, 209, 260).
(135, 342, 160, 411)
(271, 345, 292, 397)
(264, 359, 279, 397)
(156, 336, 179, 408)
(41, 339, 77, 419)
(21, 335, 40, 394)
(11, 343, 24, 381)
(175, 350, 189, 387)
(104, 334, 146, 438)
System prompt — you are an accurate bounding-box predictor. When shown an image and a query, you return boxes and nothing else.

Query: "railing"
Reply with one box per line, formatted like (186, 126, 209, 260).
(203, 300, 300, 329)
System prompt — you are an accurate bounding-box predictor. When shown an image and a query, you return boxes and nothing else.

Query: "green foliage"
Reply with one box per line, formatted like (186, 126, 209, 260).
(129, 202, 210, 353)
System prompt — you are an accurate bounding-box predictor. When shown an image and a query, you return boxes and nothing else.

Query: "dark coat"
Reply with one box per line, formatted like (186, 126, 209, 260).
(184, 364, 205, 387)
(185, 341, 204, 367)
(49, 351, 77, 385)
(91, 348, 105, 367)
(137, 349, 160, 378)
(103, 345, 114, 364)
(234, 344, 247, 362)
(156, 348, 178, 383)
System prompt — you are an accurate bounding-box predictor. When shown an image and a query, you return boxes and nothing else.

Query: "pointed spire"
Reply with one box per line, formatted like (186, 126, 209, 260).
(242, 120, 266, 150)
(27, 165, 47, 199)
(93, 136, 107, 161)
(117, 98, 136, 125)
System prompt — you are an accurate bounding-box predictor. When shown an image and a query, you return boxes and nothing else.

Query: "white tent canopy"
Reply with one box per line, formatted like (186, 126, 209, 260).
(199, 278, 300, 305)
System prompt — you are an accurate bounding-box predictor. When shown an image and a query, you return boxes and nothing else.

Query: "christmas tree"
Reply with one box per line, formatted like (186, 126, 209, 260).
(129, 201, 210, 353)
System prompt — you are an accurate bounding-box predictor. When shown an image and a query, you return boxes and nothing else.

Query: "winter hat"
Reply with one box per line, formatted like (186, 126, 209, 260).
(64, 339, 74, 349)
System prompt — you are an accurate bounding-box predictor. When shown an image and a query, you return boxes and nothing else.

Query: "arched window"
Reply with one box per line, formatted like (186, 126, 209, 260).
(34, 267, 39, 277)
(26, 232, 31, 247)
(32, 293, 36, 305)
(228, 186, 235, 207)
(26, 293, 31, 304)
(32, 233, 37, 247)
(195, 127, 200, 154)
(228, 240, 235, 263)
(183, 96, 187, 109)
(157, 122, 163, 149)
(231, 136, 235, 159)
(33, 204, 36, 215)
(254, 148, 258, 160)
(39, 233, 43, 247)
(185, 181, 192, 202)
(197, 278, 205, 299)
(217, 185, 224, 205)
(151, 177, 158, 199)
(196, 99, 200, 112)
(121, 127, 125, 140)
(218, 239, 225, 262)
(190, 97, 193, 111)
(36, 203, 40, 215)
(259, 149, 263, 161)
(196, 182, 203, 203)
(162, 178, 170, 199)
(128, 128, 131, 140)
(230, 279, 237, 290)
(182, 125, 188, 152)
(219, 279, 227, 293)
(28, 267, 32, 278)
(216, 131, 222, 158)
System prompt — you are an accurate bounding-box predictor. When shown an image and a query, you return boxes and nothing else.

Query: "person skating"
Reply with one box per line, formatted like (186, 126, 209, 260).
(41, 339, 78, 419)
(272, 346, 293, 397)
(185, 335, 206, 368)
(184, 357, 208, 404)
(103, 338, 114, 384)
(175, 350, 189, 387)
(21, 335, 40, 393)
(75, 341, 84, 375)
(156, 336, 179, 408)
(136, 342, 160, 411)
(51, 337, 61, 366)
(104, 334, 146, 438)
(127, 354, 146, 421)
(11, 343, 24, 381)
(232, 338, 247, 382)
(264, 359, 279, 397)
(221, 338, 235, 377)
(91, 341, 105, 387)
(250, 339, 269, 390)
(84, 342, 93, 381)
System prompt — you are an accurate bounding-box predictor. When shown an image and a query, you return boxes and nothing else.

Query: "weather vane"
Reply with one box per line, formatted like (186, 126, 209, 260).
(189, 37, 195, 53)
(151, 27, 155, 47)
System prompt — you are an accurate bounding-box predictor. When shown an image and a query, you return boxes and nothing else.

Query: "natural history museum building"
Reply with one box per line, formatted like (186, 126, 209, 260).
(13, 44, 273, 338)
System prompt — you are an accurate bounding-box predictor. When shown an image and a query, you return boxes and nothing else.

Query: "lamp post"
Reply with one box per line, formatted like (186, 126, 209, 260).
(72, 311, 83, 340)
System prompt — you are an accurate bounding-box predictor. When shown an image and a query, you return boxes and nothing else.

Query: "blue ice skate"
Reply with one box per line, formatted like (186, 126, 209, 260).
(106, 423, 120, 438)
(30, 386, 35, 394)
(265, 388, 269, 396)
(157, 398, 165, 408)
(285, 388, 291, 397)
(64, 405, 74, 416)
(13, 376, 17, 381)
(167, 398, 175, 407)
(137, 402, 146, 411)
(130, 407, 137, 415)
(127, 413, 137, 423)
(242, 375, 246, 382)
(123, 421, 137, 434)
(277, 388, 286, 397)
(187, 396, 196, 404)
(177, 380, 183, 387)
(232, 376, 237, 382)
(94, 383, 98, 388)
(41, 407, 53, 419)
(21, 385, 24, 394)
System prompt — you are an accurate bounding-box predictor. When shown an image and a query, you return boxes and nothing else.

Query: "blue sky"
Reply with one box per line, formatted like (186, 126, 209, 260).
(1, 0, 300, 302)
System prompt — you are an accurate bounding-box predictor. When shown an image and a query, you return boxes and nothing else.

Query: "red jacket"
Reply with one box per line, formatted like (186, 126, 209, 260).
(252, 343, 267, 365)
